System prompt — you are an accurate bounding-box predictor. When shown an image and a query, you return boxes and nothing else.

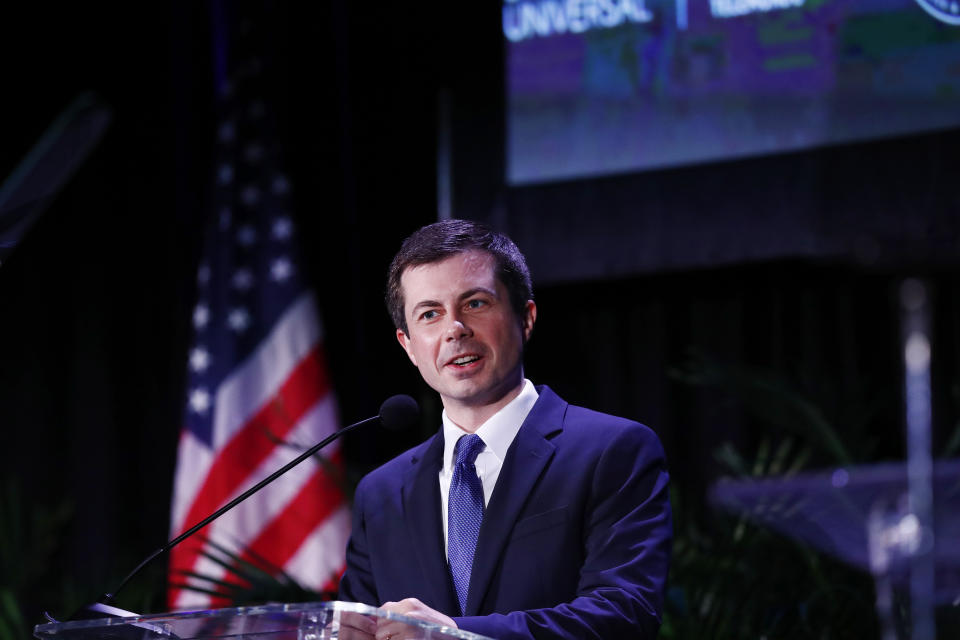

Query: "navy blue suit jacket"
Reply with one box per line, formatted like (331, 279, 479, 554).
(339, 386, 671, 639)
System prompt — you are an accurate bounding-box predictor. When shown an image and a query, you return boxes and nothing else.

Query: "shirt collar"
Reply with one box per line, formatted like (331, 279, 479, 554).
(441, 379, 539, 471)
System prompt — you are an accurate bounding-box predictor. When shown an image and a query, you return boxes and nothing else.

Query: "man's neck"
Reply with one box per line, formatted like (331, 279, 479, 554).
(443, 381, 526, 433)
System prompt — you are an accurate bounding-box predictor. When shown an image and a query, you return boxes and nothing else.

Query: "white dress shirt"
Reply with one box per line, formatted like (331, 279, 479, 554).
(438, 379, 539, 556)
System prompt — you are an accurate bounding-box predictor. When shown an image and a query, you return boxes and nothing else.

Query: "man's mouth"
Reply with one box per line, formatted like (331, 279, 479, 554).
(448, 354, 481, 367)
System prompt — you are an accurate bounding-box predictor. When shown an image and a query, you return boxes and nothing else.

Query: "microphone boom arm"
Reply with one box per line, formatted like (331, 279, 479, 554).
(103, 415, 379, 604)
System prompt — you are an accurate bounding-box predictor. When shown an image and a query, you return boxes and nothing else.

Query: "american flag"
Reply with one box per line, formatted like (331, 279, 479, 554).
(167, 11, 348, 610)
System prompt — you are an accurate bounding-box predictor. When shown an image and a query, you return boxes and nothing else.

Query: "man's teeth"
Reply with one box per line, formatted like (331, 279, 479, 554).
(452, 356, 479, 365)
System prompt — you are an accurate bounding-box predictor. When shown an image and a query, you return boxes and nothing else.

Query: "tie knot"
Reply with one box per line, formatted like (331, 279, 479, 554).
(454, 434, 485, 466)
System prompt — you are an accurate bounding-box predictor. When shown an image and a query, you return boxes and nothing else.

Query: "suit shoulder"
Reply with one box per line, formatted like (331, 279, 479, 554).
(533, 387, 663, 456)
(563, 403, 660, 444)
(355, 433, 438, 493)
(554, 405, 666, 472)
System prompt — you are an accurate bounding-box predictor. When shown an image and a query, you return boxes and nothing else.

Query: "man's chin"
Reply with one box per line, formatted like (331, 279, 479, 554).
(443, 380, 522, 409)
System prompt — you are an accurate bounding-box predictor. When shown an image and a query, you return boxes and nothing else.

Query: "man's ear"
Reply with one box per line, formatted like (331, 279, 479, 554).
(522, 300, 537, 342)
(396, 328, 418, 366)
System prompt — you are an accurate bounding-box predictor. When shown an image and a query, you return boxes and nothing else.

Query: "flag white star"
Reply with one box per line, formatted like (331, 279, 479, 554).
(232, 268, 254, 291)
(193, 303, 210, 329)
(272, 216, 293, 240)
(189, 388, 211, 414)
(228, 308, 251, 332)
(190, 347, 211, 372)
(197, 264, 211, 286)
(237, 225, 257, 246)
(271, 257, 294, 282)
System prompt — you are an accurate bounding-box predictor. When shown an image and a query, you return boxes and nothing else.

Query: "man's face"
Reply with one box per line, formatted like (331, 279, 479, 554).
(396, 250, 535, 418)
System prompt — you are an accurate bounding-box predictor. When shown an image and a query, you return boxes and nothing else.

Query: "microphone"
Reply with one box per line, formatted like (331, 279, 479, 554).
(378, 393, 419, 433)
(64, 395, 419, 621)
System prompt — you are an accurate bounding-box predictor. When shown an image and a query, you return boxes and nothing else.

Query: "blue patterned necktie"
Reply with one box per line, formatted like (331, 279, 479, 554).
(448, 433, 486, 615)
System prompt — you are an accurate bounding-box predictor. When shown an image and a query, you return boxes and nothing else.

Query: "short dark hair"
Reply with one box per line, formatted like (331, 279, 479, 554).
(386, 219, 533, 334)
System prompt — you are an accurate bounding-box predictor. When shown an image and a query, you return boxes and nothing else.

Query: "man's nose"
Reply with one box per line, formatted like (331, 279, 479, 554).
(445, 314, 472, 340)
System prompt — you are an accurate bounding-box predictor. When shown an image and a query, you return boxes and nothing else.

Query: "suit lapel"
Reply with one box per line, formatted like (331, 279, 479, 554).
(464, 388, 565, 616)
(401, 431, 459, 614)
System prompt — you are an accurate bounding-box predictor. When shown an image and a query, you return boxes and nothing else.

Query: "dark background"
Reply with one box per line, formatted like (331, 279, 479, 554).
(1, 0, 958, 630)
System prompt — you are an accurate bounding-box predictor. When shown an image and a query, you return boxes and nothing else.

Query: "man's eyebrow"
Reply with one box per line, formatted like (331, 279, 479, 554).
(458, 287, 497, 301)
(409, 288, 498, 314)
(410, 299, 442, 313)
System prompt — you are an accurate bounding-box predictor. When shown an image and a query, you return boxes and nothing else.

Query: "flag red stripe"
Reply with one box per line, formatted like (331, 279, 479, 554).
(206, 451, 345, 604)
(241, 450, 345, 570)
(175, 343, 329, 538)
(168, 344, 330, 605)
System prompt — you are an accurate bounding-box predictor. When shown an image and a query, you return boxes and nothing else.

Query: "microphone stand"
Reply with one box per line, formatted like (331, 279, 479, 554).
(69, 416, 378, 620)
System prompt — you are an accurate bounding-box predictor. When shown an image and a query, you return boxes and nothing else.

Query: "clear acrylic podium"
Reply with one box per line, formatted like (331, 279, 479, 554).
(33, 601, 494, 640)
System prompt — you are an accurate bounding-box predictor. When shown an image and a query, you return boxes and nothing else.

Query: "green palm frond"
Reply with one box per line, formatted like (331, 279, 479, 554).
(671, 350, 854, 465)
(0, 476, 74, 640)
(176, 536, 336, 606)
(0, 590, 25, 640)
(662, 350, 885, 638)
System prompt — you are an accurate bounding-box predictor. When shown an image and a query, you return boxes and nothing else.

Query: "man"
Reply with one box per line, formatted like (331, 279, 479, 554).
(339, 220, 671, 639)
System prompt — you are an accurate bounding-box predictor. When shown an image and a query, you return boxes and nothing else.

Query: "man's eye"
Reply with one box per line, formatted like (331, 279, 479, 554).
(467, 299, 487, 309)
(420, 310, 439, 320)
